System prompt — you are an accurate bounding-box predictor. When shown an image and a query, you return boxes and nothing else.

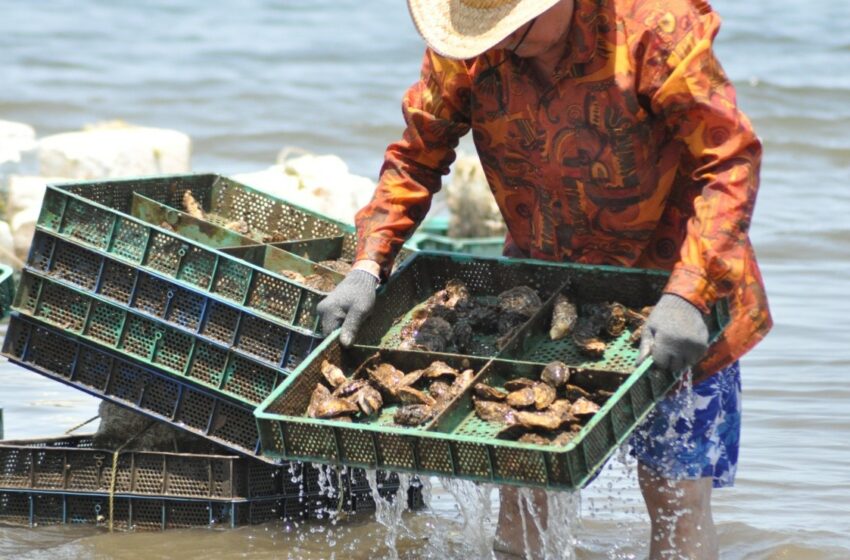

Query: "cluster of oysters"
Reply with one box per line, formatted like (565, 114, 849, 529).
(307, 357, 475, 427)
(548, 293, 654, 358)
(473, 361, 613, 446)
(400, 279, 543, 354)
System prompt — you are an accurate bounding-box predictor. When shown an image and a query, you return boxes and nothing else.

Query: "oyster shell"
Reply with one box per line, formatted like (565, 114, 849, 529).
(473, 383, 508, 401)
(503, 378, 536, 392)
(432, 279, 470, 309)
(318, 260, 353, 275)
(532, 382, 557, 411)
(429, 381, 452, 404)
(564, 384, 592, 401)
(398, 386, 437, 407)
(518, 433, 551, 445)
(313, 396, 359, 419)
(506, 387, 536, 409)
(367, 363, 405, 396)
(279, 270, 306, 284)
(450, 369, 475, 395)
(399, 369, 425, 388)
(551, 431, 576, 446)
(304, 273, 337, 293)
(182, 190, 205, 220)
(333, 379, 367, 399)
(414, 317, 454, 352)
(516, 410, 564, 431)
(572, 314, 607, 358)
(224, 219, 250, 235)
(570, 397, 601, 419)
(307, 384, 331, 418)
(549, 294, 578, 340)
(497, 286, 542, 317)
(540, 361, 570, 388)
(321, 360, 347, 388)
(393, 404, 434, 426)
(355, 385, 383, 415)
(421, 361, 459, 380)
(473, 400, 517, 424)
(591, 389, 615, 406)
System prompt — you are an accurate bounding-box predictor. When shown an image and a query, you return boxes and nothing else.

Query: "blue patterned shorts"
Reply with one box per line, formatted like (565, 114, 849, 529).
(630, 361, 742, 488)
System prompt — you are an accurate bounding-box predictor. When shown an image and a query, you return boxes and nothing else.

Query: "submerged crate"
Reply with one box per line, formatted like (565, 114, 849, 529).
(35, 175, 356, 334)
(2, 314, 267, 460)
(256, 253, 729, 490)
(0, 435, 286, 531)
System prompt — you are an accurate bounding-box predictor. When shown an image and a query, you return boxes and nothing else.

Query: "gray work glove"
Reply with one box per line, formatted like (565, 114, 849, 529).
(316, 269, 378, 346)
(637, 294, 709, 372)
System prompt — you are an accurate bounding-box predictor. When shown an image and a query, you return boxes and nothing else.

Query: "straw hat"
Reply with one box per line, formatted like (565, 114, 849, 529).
(407, 0, 561, 60)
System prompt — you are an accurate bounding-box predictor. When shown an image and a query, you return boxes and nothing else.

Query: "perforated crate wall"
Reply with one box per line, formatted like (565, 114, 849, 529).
(12, 269, 310, 408)
(2, 314, 266, 460)
(36, 184, 343, 334)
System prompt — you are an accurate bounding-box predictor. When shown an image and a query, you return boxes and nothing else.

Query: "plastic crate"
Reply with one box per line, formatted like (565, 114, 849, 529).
(0, 264, 14, 318)
(2, 314, 268, 460)
(0, 435, 285, 500)
(36, 177, 352, 334)
(410, 233, 505, 258)
(255, 253, 729, 491)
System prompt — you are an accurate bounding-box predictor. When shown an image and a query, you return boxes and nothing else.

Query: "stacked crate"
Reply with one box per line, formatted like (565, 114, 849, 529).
(0, 175, 416, 530)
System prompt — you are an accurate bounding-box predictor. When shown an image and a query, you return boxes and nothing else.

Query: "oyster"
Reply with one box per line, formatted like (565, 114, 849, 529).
(549, 294, 578, 340)
(356, 385, 383, 415)
(572, 314, 607, 358)
(548, 399, 579, 424)
(225, 219, 250, 235)
(431, 279, 470, 309)
(307, 384, 331, 418)
(399, 369, 425, 388)
(473, 400, 517, 424)
(450, 369, 476, 396)
(570, 397, 601, 419)
(540, 361, 570, 388)
(516, 410, 564, 431)
(261, 230, 287, 243)
(313, 396, 359, 419)
(304, 273, 337, 293)
(564, 384, 592, 401)
(421, 361, 459, 380)
(551, 431, 576, 446)
(452, 319, 474, 353)
(429, 381, 452, 403)
(334, 379, 367, 399)
(532, 382, 557, 411)
(497, 286, 542, 318)
(321, 360, 347, 388)
(414, 317, 454, 353)
(393, 404, 434, 426)
(506, 387, 536, 409)
(318, 260, 353, 275)
(602, 303, 628, 338)
(503, 378, 536, 392)
(367, 363, 405, 396)
(279, 270, 307, 284)
(518, 433, 551, 445)
(473, 383, 508, 401)
(467, 304, 500, 333)
(182, 190, 205, 220)
(397, 386, 437, 407)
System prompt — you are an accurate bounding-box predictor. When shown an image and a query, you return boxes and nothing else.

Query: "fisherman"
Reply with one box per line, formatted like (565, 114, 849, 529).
(318, 0, 771, 557)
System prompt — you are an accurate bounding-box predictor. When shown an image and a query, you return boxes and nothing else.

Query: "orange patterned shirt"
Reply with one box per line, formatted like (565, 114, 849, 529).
(355, 0, 772, 377)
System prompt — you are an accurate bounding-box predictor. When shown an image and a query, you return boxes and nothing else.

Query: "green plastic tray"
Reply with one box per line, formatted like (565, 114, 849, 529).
(12, 270, 291, 407)
(410, 233, 505, 258)
(36, 175, 352, 334)
(255, 252, 729, 490)
(0, 264, 15, 319)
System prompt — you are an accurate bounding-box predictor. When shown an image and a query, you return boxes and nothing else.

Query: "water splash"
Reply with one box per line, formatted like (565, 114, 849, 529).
(439, 478, 496, 558)
(365, 469, 410, 560)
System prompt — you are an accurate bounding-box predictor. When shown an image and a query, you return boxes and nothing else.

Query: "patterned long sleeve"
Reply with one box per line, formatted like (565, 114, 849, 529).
(638, 5, 763, 314)
(354, 50, 472, 279)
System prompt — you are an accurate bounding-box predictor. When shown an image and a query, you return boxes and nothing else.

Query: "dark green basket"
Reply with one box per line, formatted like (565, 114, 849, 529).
(410, 233, 506, 258)
(0, 264, 15, 319)
(255, 252, 729, 490)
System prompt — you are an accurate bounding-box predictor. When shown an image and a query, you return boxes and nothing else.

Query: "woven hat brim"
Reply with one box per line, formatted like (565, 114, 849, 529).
(407, 0, 561, 60)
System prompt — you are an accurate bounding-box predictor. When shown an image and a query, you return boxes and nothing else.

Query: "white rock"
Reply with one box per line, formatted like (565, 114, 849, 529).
(38, 122, 191, 179)
(446, 152, 505, 238)
(234, 152, 377, 225)
(11, 206, 41, 262)
(0, 120, 38, 188)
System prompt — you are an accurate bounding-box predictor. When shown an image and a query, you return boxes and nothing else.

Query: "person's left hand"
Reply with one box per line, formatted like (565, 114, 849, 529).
(637, 294, 709, 371)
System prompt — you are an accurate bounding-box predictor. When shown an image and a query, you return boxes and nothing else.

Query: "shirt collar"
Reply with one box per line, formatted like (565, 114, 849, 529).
(552, 0, 605, 80)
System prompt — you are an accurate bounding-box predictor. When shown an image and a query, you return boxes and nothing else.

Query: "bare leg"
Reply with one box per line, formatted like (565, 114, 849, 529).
(494, 486, 549, 559)
(638, 463, 718, 560)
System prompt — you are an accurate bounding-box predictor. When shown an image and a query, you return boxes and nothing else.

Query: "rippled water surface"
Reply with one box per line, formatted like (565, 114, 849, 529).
(1, 0, 849, 558)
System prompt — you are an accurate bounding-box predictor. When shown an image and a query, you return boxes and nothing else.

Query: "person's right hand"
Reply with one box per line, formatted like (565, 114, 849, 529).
(316, 269, 379, 346)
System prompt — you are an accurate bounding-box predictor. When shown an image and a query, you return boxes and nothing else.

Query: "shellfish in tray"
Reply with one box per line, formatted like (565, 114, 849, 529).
(393, 404, 435, 426)
(473, 400, 517, 424)
(549, 294, 578, 340)
(367, 362, 405, 397)
(321, 360, 347, 388)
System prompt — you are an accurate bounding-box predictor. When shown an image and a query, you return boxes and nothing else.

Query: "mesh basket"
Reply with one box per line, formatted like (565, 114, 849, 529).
(35, 178, 354, 335)
(256, 253, 729, 490)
